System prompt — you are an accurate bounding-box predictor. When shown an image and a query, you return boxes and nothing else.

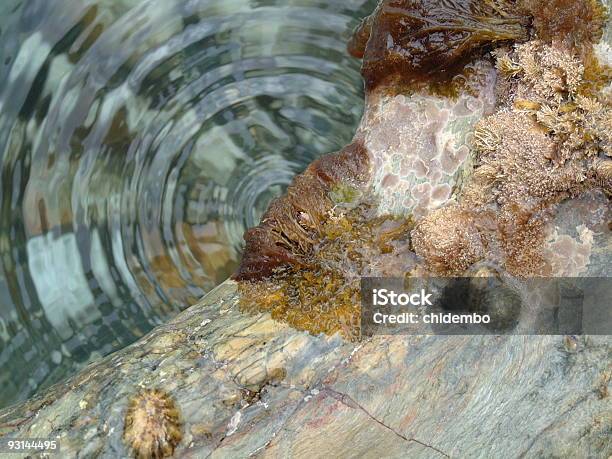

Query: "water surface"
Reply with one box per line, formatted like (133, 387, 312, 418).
(0, 0, 374, 408)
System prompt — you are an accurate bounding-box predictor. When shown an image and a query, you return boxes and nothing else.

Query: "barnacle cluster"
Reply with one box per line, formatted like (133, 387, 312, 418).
(123, 389, 182, 459)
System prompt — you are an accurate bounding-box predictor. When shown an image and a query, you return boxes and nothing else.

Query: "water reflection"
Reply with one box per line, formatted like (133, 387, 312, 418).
(0, 0, 373, 408)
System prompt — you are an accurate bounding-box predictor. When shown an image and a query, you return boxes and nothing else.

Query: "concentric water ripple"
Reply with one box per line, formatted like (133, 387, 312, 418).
(0, 0, 374, 408)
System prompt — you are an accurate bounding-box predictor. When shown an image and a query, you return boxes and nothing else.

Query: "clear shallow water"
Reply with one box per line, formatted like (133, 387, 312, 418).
(0, 0, 373, 408)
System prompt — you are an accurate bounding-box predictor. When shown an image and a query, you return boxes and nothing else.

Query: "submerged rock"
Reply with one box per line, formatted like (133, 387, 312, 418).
(349, 0, 530, 92)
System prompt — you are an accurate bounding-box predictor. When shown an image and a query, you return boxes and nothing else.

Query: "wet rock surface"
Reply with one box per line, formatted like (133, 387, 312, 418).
(0, 281, 610, 458)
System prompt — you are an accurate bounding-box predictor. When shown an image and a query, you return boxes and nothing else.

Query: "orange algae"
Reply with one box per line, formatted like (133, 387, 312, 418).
(239, 204, 414, 340)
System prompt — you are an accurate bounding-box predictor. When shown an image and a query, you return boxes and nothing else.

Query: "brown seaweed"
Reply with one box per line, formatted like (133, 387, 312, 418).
(233, 140, 370, 281)
(239, 202, 414, 340)
(520, 0, 607, 51)
(349, 0, 530, 91)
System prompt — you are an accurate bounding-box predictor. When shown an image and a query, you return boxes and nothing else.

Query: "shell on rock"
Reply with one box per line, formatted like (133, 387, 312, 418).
(123, 389, 182, 459)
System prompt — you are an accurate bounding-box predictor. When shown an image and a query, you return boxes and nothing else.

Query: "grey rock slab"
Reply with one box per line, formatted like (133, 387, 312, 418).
(0, 281, 610, 458)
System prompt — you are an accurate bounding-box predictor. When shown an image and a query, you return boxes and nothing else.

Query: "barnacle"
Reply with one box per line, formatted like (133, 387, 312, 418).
(349, 0, 530, 91)
(123, 389, 182, 459)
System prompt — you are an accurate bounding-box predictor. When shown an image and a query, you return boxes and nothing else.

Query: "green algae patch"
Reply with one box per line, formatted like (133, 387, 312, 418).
(329, 183, 362, 207)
